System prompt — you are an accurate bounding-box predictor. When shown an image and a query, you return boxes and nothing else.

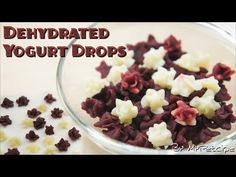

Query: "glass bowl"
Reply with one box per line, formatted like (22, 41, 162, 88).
(56, 23, 236, 154)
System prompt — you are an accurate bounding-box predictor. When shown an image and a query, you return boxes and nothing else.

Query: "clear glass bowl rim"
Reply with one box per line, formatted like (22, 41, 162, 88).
(56, 22, 236, 154)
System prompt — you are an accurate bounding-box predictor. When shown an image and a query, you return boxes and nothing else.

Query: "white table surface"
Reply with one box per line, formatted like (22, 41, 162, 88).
(0, 23, 235, 154)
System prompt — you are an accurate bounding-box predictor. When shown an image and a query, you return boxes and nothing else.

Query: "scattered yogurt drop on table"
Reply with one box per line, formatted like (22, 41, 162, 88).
(26, 143, 40, 154)
(0, 93, 83, 155)
(0, 130, 8, 142)
(44, 146, 58, 155)
(58, 119, 69, 129)
(43, 136, 55, 146)
(21, 118, 34, 128)
(8, 137, 22, 148)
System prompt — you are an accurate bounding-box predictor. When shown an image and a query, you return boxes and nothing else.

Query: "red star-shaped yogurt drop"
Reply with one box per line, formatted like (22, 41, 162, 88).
(121, 71, 143, 94)
(212, 63, 235, 81)
(171, 100, 198, 126)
